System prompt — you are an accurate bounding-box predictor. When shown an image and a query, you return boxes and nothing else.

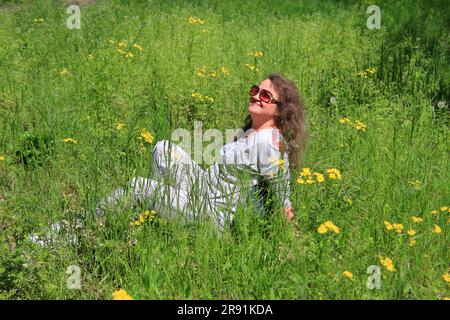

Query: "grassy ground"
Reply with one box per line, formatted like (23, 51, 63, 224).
(0, 0, 449, 299)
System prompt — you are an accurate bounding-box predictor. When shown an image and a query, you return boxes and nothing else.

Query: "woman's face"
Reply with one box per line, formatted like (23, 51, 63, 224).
(248, 79, 279, 120)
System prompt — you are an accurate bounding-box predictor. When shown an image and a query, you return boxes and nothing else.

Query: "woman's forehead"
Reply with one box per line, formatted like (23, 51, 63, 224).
(259, 79, 278, 97)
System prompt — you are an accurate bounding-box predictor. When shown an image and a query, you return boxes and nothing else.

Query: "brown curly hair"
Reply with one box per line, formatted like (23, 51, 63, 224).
(242, 72, 309, 169)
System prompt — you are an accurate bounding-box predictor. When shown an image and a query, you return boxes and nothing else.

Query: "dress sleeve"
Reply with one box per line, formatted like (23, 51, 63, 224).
(256, 131, 292, 209)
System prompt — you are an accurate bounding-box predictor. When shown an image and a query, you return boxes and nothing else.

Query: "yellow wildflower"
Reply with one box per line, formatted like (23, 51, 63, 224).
(220, 66, 229, 75)
(443, 272, 450, 283)
(354, 120, 367, 132)
(0, 155, 4, 161)
(300, 167, 311, 177)
(433, 224, 442, 234)
(112, 288, 133, 300)
(407, 229, 416, 236)
(409, 239, 416, 247)
(33, 18, 45, 25)
(87, 54, 94, 61)
(384, 221, 394, 231)
(313, 172, 325, 183)
(440, 206, 448, 212)
(379, 256, 396, 272)
(209, 70, 217, 78)
(124, 52, 134, 58)
(132, 43, 144, 51)
(116, 122, 126, 130)
(326, 168, 342, 180)
(200, 29, 207, 32)
(393, 223, 403, 233)
(339, 117, 351, 124)
(117, 48, 126, 54)
(196, 67, 206, 77)
(411, 216, 423, 223)
(342, 271, 353, 280)
(63, 138, 77, 144)
(245, 63, 256, 71)
(59, 68, 69, 76)
(431, 210, 438, 215)
(140, 129, 154, 144)
(318, 221, 340, 234)
(296, 178, 305, 185)
(118, 40, 128, 48)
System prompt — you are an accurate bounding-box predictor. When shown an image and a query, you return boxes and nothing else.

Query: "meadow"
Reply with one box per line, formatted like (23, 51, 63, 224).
(0, 0, 449, 299)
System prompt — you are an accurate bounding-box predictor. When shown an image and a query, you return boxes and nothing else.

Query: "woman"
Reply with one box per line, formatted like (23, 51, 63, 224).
(97, 72, 308, 231)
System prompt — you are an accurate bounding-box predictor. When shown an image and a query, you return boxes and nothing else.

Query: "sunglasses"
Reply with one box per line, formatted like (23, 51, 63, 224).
(249, 85, 279, 105)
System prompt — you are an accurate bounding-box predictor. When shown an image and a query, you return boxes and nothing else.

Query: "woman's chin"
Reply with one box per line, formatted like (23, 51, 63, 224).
(248, 103, 263, 114)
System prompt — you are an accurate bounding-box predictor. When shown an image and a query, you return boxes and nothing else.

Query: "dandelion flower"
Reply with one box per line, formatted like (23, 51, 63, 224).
(318, 221, 340, 234)
(317, 224, 328, 234)
(407, 229, 416, 236)
(116, 122, 126, 130)
(339, 117, 351, 124)
(431, 210, 438, 215)
(393, 223, 403, 233)
(313, 172, 325, 183)
(379, 256, 396, 272)
(59, 68, 69, 76)
(443, 272, 450, 283)
(140, 129, 154, 144)
(342, 271, 353, 280)
(384, 221, 394, 231)
(297, 178, 305, 185)
(411, 216, 423, 223)
(300, 167, 311, 177)
(124, 52, 134, 58)
(112, 288, 133, 300)
(440, 206, 448, 212)
(326, 168, 342, 180)
(220, 66, 229, 75)
(0, 155, 4, 161)
(209, 70, 217, 78)
(63, 138, 77, 144)
(33, 18, 45, 25)
(118, 40, 128, 48)
(433, 224, 442, 234)
(132, 43, 143, 51)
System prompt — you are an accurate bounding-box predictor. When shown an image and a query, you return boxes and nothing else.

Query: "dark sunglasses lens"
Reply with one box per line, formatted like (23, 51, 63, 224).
(259, 89, 271, 103)
(249, 85, 259, 96)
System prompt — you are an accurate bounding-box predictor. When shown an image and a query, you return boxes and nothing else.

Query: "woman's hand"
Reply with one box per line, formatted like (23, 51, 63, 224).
(284, 207, 294, 220)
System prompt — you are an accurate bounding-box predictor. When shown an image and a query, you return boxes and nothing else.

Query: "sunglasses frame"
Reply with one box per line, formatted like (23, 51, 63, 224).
(249, 85, 280, 105)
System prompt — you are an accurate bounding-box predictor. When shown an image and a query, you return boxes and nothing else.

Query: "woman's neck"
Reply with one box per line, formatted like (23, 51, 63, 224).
(251, 118, 276, 131)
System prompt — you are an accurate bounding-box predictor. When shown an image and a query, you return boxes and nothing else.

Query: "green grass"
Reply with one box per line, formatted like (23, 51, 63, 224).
(0, 0, 449, 299)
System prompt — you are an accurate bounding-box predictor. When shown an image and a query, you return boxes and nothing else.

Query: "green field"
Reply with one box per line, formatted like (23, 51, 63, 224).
(0, 0, 449, 299)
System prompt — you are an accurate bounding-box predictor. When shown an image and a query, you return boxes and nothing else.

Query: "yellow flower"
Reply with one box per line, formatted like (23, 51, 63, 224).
(248, 51, 264, 57)
(407, 229, 416, 236)
(344, 197, 353, 205)
(296, 178, 305, 185)
(433, 224, 442, 234)
(353, 120, 367, 132)
(431, 210, 438, 215)
(317, 224, 328, 234)
(209, 70, 217, 78)
(318, 221, 340, 234)
(342, 271, 353, 280)
(339, 117, 351, 124)
(33, 18, 45, 25)
(313, 172, 325, 183)
(112, 288, 133, 300)
(118, 40, 128, 48)
(109, 39, 115, 44)
(188, 16, 204, 25)
(409, 239, 416, 247)
(411, 216, 423, 223)
(326, 168, 342, 180)
(132, 43, 143, 51)
(63, 137, 77, 144)
(384, 221, 394, 231)
(245, 63, 257, 71)
(443, 272, 450, 283)
(379, 256, 396, 272)
(200, 29, 207, 33)
(270, 158, 285, 171)
(393, 223, 403, 233)
(196, 67, 206, 77)
(409, 180, 421, 190)
(116, 122, 126, 130)
(306, 178, 315, 184)
(140, 129, 154, 144)
(300, 167, 311, 177)
(117, 48, 126, 54)
(0, 155, 5, 161)
(440, 206, 448, 212)
(124, 52, 134, 58)
(87, 54, 94, 61)
(59, 68, 69, 76)
(220, 66, 229, 75)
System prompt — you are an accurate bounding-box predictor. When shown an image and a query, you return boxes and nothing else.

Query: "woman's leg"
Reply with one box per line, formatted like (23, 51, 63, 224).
(152, 140, 204, 191)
